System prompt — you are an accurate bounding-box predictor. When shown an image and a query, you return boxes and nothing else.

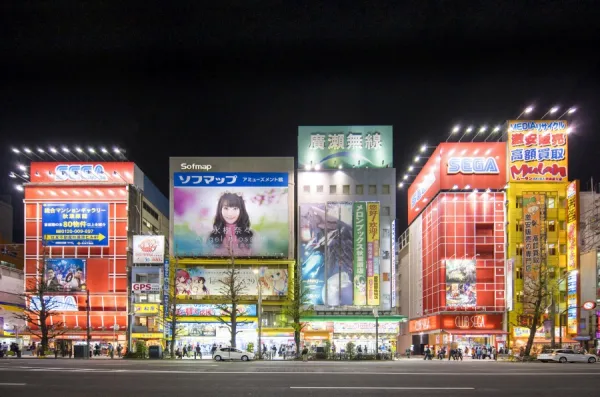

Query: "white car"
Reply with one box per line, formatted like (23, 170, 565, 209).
(538, 349, 597, 363)
(212, 347, 255, 362)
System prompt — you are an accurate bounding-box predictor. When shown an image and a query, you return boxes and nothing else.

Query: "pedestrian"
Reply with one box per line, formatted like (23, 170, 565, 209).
(302, 346, 309, 362)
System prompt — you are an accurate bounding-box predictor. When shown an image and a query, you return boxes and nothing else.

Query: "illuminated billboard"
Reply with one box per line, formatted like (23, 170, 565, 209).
(566, 180, 580, 334)
(42, 202, 109, 247)
(367, 202, 380, 306)
(133, 235, 166, 264)
(445, 259, 477, 308)
(299, 203, 326, 305)
(30, 162, 135, 184)
(507, 120, 568, 182)
(522, 194, 546, 312)
(171, 157, 294, 258)
(298, 126, 393, 169)
(44, 258, 87, 292)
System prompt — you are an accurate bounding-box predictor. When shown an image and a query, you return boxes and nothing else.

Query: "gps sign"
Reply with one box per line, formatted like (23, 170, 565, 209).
(131, 283, 160, 294)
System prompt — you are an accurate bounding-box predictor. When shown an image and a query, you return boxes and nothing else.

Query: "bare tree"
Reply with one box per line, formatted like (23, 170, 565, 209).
(214, 248, 249, 349)
(17, 251, 68, 355)
(281, 267, 314, 356)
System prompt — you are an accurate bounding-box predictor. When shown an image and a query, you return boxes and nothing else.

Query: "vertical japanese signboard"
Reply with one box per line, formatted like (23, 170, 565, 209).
(353, 202, 367, 305)
(323, 202, 354, 306)
(367, 202, 380, 306)
(391, 220, 396, 308)
(567, 271, 578, 334)
(507, 120, 568, 182)
(566, 181, 580, 272)
(522, 194, 546, 311)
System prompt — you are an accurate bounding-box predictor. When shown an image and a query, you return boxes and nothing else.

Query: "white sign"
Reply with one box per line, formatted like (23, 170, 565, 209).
(29, 296, 78, 312)
(133, 235, 165, 264)
(333, 322, 399, 334)
(131, 283, 161, 294)
(180, 163, 212, 171)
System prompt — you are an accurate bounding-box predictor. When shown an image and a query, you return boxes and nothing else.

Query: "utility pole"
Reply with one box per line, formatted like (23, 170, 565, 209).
(550, 293, 556, 349)
(86, 288, 91, 359)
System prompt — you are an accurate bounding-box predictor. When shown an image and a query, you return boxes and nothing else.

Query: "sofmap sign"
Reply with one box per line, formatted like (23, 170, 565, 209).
(42, 202, 109, 247)
(30, 162, 135, 184)
(298, 126, 393, 169)
(507, 120, 568, 182)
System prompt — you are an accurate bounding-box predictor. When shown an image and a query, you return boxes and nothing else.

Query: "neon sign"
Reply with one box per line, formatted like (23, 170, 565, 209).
(54, 164, 108, 182)
(447, 157, 499, 175)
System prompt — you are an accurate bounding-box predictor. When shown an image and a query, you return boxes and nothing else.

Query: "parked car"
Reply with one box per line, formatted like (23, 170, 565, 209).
(538, 349, 597, 363)
(212, 347, 255, 361)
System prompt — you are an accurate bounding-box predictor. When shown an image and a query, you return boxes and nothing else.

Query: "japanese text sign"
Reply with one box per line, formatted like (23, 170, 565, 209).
(42, 203, 109, 247)
(173, 172, 288, 187)
(566, 181, 579, 272)
(522, 194, 546, 312)
(298, 126, 393, 169)
(507, 120, 568, 182)
(133, 303, 160, 315)
(366, 202, 380, 306)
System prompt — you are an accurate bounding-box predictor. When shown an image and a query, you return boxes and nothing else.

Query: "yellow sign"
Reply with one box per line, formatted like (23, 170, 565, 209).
(507, 120, 568, 182)
(44, 233, 106, 241)
(566, 181, 579, 272)
(133, 303, 159, 315)
(366, 202, 380, 306)
(131, 332, 163, 339)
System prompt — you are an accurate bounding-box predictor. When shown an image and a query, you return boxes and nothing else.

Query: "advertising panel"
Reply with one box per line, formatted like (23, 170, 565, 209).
(566, 181, 580, 272)
(133, 303, 159, 315)
(175, 267, 288, 298)
(353, 202, 368, 306)
(298, 126, 393, 169)
(522, 194, 546, 311)
(0, 317, 3, 337)
(173, 172, 289, 257)
(367, 202, 380, 306)
(131, 283, 161, 293)
(506, 258, 514, 311)
(324, 202, 354, 306)
(42, 202, 109, 247)
(164, 259, 170, 310)
(44, 258, 87, 292)
(407, 146, 441, 225)
(507, 120, 568, 182)
(439, 142, 507, 189)
(29, 295, 79, 312)
(334, 322, 399, 334)
(133, 235, 166, 264)
(567, 271, 578, 334)
(30, 162, 135, 184)
(299, 203, 326, 305)
(176, 304, 257, 317)
(391, 220, 397, 308)
(177, 323, 217, 337)
(445, 259, 477, 308)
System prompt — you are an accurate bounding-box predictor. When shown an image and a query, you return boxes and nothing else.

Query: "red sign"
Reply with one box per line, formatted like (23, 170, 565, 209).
(409, 315, 440, 333)
(30, 162, 135, 184)
(407, 142, 507, 225)
(409, 314, 503, 333)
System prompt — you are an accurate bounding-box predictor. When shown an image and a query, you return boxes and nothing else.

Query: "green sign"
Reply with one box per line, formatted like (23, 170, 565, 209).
(298, 126, 393, 169)
(353, 202, 367, 305)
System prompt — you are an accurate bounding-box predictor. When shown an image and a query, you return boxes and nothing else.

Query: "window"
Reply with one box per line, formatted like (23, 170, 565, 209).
(142, 201, 159, 220)
(559, 221, 566, 230)
(547, 197, 556, 209)
(548, 220, 556, 232)
(516, 245, 523, 256)
(382, 228, 390, 238)
(516, 222, 523, 232)
(303, 185, 310, 193)
(316, 185, 324, 193)
(368, 185, 377, 195)
(559, 197, 566, 207)
(516, 196, 523, 208)
(381, 206, 391, 216)
(548, 244, 557, 256)
(516, 267, 523, 279)
(516, 291, 524, 303)
(342, 185, 350, 194)
(382, 184, 390, 194)
(559, 244, 567, 254)
(330, 185, 337, 194)
(356, 185, 364, 195)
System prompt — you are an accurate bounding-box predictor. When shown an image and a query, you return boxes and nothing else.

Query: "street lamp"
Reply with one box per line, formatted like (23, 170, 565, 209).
(81, 285, 91, 359)
(373, 308, 379, 360)
(253, 268, 263, 359)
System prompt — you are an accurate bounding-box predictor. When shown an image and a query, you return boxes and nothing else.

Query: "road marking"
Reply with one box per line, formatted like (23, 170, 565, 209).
(0, 383, 27, 386)
(291, 387, 475, 390)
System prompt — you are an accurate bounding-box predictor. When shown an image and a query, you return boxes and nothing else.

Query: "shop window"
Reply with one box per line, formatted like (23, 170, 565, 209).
(516, 196, 523, 208)
(559, 197, 566, 208)
(516, 222, 523, 232)
(382, 184, 390, 194)
(549, 267, 557, 278)
(342, 185, 350, 195)
(316, 185, 324, 193)
(559, 221, 566, 230)
(516, 291, 524, 303)
(548, 220, 556, 232)
(381, 206, 391, 216)
(516, 245, 523, 256)
(356, 185, 364, 195)
(330, 185, 337, 194)
(368, 185, 377, 195)
(303, 185, 310, 193)
(516, 267, 523, 279)
(548, 244, 557, 256)
(547, 197, 556, 209)
(559, 244, 567, 254)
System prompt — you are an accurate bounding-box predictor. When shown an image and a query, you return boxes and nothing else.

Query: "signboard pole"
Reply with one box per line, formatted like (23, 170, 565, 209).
(86, 288, 91, 359)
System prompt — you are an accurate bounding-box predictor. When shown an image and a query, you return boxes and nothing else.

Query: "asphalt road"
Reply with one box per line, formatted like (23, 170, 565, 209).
(0, 358, 598, 396)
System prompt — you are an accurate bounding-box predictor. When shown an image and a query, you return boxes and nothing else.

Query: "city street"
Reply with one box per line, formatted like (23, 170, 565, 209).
(0, 358, 598, 396)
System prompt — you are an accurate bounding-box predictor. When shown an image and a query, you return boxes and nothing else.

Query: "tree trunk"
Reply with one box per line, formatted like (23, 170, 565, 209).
(294, 330, 300, 358)
(170, 303, 177, 359)
(524, 297, 543, 357)
(230, 302, 237, 348)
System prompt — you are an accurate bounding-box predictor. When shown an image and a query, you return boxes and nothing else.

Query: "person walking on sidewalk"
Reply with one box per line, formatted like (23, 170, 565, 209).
(301, 346, 309, 362)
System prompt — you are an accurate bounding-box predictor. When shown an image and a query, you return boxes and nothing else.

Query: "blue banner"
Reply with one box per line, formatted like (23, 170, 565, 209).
(174, 172, 288, 187)
(42, 202, 109, 247)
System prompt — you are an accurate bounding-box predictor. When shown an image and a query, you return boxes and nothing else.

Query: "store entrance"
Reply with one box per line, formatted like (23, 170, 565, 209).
(54, 339, 73, 357)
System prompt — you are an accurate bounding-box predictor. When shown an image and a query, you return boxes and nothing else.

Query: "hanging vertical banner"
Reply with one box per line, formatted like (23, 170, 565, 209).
(522, 194, 546, 312)
(567, 270, 578, 334)
(367, 202, 380, 306)
(506, 258, 514, 311)
(353, 202, 367, 305)
(391, 219, 397, 308)
(324, 202, 354, 306)
(566, 181, 580, 272)
(299, 203, 327, 305)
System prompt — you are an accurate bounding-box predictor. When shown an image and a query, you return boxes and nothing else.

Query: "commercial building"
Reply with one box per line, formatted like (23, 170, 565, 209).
(0, 195, 14, 242)
(398, 142, 508, 355)
(0, 264, 24, 347)
(297, 126, 404, 354)
(169, 157, 296, 355)
(23, 161, 167, 353)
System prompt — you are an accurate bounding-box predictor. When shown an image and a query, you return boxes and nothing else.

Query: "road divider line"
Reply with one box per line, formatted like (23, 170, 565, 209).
(291, 387, 475, 390)
(0, 383, 27, 386)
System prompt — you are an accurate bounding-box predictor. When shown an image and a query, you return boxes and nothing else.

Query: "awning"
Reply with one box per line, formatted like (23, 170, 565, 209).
(444, 330, 507, 335)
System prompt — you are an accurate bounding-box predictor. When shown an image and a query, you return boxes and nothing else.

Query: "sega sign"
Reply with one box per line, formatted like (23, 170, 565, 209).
(447, 157, 499, 175)
(132, 283, 161, 294)
(55, 164, 109, 182)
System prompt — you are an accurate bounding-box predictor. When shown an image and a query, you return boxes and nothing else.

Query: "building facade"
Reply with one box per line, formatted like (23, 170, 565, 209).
(0, 264, 24, 347)
(169, 157, 296, 355)
(23, 161, 167, 353)
(297, 126, 404, 355)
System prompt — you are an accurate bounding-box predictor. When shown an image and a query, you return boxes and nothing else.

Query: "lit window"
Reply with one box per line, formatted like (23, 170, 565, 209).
(330, 185, 337, 194)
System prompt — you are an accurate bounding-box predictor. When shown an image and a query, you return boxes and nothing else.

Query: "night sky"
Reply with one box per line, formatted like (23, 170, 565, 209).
(1, 2, 600, 242)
